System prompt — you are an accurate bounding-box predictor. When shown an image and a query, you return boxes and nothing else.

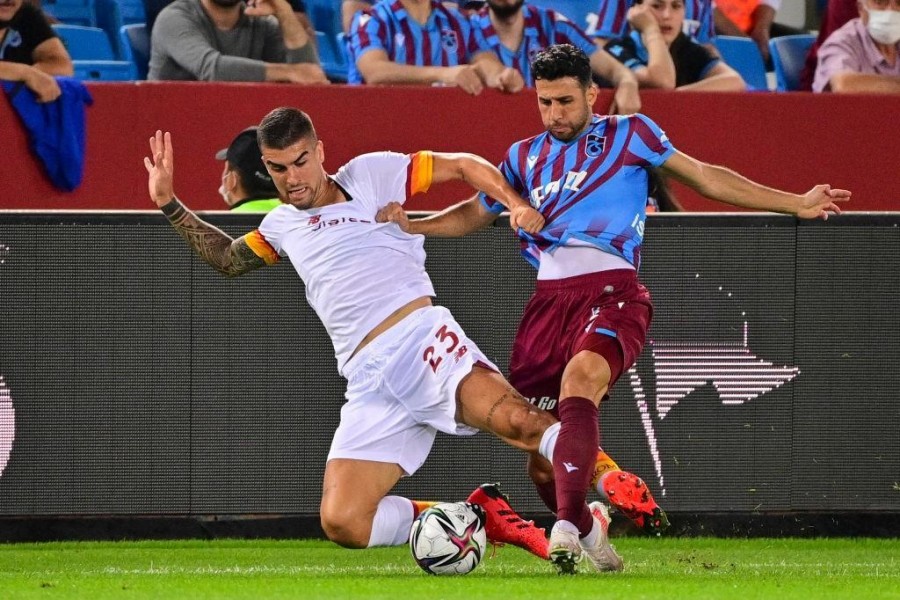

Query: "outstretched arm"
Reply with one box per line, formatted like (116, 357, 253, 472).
(430, 152, 543, 233)
(377, 196, 498, 237)
(658, 151, 850, 219)
(145, 130, 270, 277)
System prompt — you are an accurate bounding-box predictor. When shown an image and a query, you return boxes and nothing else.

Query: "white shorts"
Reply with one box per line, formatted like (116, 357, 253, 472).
(328, 305, 498, 476)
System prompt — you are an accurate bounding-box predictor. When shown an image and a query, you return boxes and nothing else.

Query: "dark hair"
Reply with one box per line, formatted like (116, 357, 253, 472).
(531, 44, 593, 88)
(257, 107, 318, 150)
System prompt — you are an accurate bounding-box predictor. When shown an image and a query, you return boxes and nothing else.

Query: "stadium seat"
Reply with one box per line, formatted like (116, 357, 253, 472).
(315, 31, 348, 83)
(42, 0, 96, 27)
(530, 0, 599, 35)
(95, 0, 148, 58)
(305, 0, 342, 39)
(53, 25, 136, 80)
(713, 35, 770, 91)
(119, 23, 150, 80)
(72, 60, 136, 81)
(769, 34, 816, 92)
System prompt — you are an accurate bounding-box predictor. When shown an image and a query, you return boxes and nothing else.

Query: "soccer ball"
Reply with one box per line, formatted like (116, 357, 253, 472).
(409, 502, 487, 575)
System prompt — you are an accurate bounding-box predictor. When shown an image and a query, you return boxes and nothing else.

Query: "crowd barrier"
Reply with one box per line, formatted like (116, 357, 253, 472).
(3, 82, 899, 212)
(0, 213, 897, 541)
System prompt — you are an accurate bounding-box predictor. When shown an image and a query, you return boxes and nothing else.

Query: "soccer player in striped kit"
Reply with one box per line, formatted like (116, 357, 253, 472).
(347, 0, 524, 93)
(377, 43, 849, 574)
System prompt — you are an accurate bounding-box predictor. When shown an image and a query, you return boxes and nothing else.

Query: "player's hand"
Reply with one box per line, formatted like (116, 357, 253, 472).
(25, 67, 61, 103)
(509, 204, 544, 234)
(797, 184, 851, 220)
(375, 201, 411, 232)
(144, 130, 176, 208)
(446, 65, 484, 96)
(627, 3, 659, 34)
(496, 67, 524, 94)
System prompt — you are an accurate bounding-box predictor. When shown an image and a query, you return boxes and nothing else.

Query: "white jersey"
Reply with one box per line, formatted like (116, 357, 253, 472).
(250, 151, 436, 375)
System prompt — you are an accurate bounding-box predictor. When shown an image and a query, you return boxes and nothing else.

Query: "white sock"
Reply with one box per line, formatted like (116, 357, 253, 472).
(367, 496, 414, 547)
(580, 516, 600, 547)
(538, 422, 561, 463)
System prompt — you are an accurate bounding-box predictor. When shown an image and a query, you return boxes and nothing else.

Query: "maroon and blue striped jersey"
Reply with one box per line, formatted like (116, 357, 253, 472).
(481, 114, 676, 270)
(347, 0, 475, 84)
(593, 0, 715, 44)
(469, 5, 598, 87)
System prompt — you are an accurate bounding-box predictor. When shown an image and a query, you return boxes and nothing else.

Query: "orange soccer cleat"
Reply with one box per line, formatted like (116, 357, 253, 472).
(597, 470, 670, 535)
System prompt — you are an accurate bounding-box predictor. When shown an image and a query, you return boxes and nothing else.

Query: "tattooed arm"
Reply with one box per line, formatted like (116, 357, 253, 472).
(145, 130, 269, 277)
(159, 198, 268, 277)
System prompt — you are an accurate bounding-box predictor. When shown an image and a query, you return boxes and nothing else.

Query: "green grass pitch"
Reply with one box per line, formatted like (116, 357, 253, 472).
(1, 538, 897, 599)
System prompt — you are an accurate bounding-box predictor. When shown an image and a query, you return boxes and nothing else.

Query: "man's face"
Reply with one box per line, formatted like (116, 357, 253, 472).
(647, 0, 686, 45)
(487, 0, 525, 19)
(0, 0, 24, 27)
(535, 76, 597, 142)
(260, 137, 327, 210)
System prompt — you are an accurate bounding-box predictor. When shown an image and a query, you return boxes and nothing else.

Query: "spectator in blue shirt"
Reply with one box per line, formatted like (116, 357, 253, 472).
(470, 0, 640, 113)
(347, 0, 521, 94)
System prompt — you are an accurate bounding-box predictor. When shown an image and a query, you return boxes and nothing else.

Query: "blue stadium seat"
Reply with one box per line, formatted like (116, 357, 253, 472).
(72, 60, 136, 81)
(713, 35, 769, 91)
(53, 25, 136, 79)
(315, 31, 348, 83)
(306, 0, 342, 39)
(95, 0, 147, 58)
(119, 23, 150, 80)
(530, 0, 599, 35)
(42, 0, 96, 27)
(769, 34, 816, 92)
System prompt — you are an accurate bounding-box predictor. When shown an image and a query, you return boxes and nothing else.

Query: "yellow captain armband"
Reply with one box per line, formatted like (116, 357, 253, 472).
(244, 230, 279, 265)
(407, 151, 434, 197)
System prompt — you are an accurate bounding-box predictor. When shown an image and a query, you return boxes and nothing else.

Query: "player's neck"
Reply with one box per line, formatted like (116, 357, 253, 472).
(490, 9, 525, 51)
(314, 178, 346, 208)
(200, 0, 241, 30)
(401, 0, 433, 24)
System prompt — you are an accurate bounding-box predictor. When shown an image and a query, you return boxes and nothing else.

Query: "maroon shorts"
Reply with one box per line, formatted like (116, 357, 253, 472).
(508, 269, 653, 415)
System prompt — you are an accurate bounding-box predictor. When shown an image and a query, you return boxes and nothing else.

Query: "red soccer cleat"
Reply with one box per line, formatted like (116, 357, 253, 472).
(467, 483, 549, 560)
(598, 471, 670, 535)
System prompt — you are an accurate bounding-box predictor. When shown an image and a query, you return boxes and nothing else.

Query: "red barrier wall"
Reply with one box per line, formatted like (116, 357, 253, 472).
(2, 82, 898, 212)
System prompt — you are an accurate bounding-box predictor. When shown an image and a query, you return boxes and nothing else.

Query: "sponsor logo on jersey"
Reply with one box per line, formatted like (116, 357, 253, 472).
(527, 396, 557, 411)
(529, 170, 587, 208)
(311, 216, 372, 232)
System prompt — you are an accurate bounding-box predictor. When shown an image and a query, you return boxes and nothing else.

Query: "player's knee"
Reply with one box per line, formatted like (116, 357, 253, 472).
(320, 504, 372, 549)
(560, 351, 611, 401)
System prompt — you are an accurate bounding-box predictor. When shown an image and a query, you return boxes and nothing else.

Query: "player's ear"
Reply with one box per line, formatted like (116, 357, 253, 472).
(316, 140, 325, 165)
(586, 83, 599, 108)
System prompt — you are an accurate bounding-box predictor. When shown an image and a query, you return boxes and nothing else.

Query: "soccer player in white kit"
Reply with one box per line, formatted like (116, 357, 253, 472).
(143, 107, 595, 563)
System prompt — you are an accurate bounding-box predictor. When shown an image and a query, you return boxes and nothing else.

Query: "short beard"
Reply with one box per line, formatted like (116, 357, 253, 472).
(209, 0, 242, 8)
(488, 0, 525, 20)
(0, 19, 12, 28)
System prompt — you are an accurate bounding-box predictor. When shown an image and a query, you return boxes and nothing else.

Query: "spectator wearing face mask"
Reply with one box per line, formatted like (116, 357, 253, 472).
(813, 0, 900, 92)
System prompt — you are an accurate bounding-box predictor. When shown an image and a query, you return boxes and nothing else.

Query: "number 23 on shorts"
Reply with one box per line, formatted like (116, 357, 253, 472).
(422, 324, 462, 373)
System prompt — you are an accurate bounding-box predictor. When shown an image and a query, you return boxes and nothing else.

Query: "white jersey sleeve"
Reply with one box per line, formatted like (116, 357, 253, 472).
(334, 151, 434, 212)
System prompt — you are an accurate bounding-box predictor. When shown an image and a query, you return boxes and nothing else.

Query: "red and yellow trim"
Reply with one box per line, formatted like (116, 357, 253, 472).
(244, 230, 279, 265)
(407, 151, 434, 197)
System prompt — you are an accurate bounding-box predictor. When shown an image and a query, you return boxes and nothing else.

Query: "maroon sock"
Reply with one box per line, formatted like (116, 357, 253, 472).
(552, 396, 598, 536)
(534, 480, 558, 514)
